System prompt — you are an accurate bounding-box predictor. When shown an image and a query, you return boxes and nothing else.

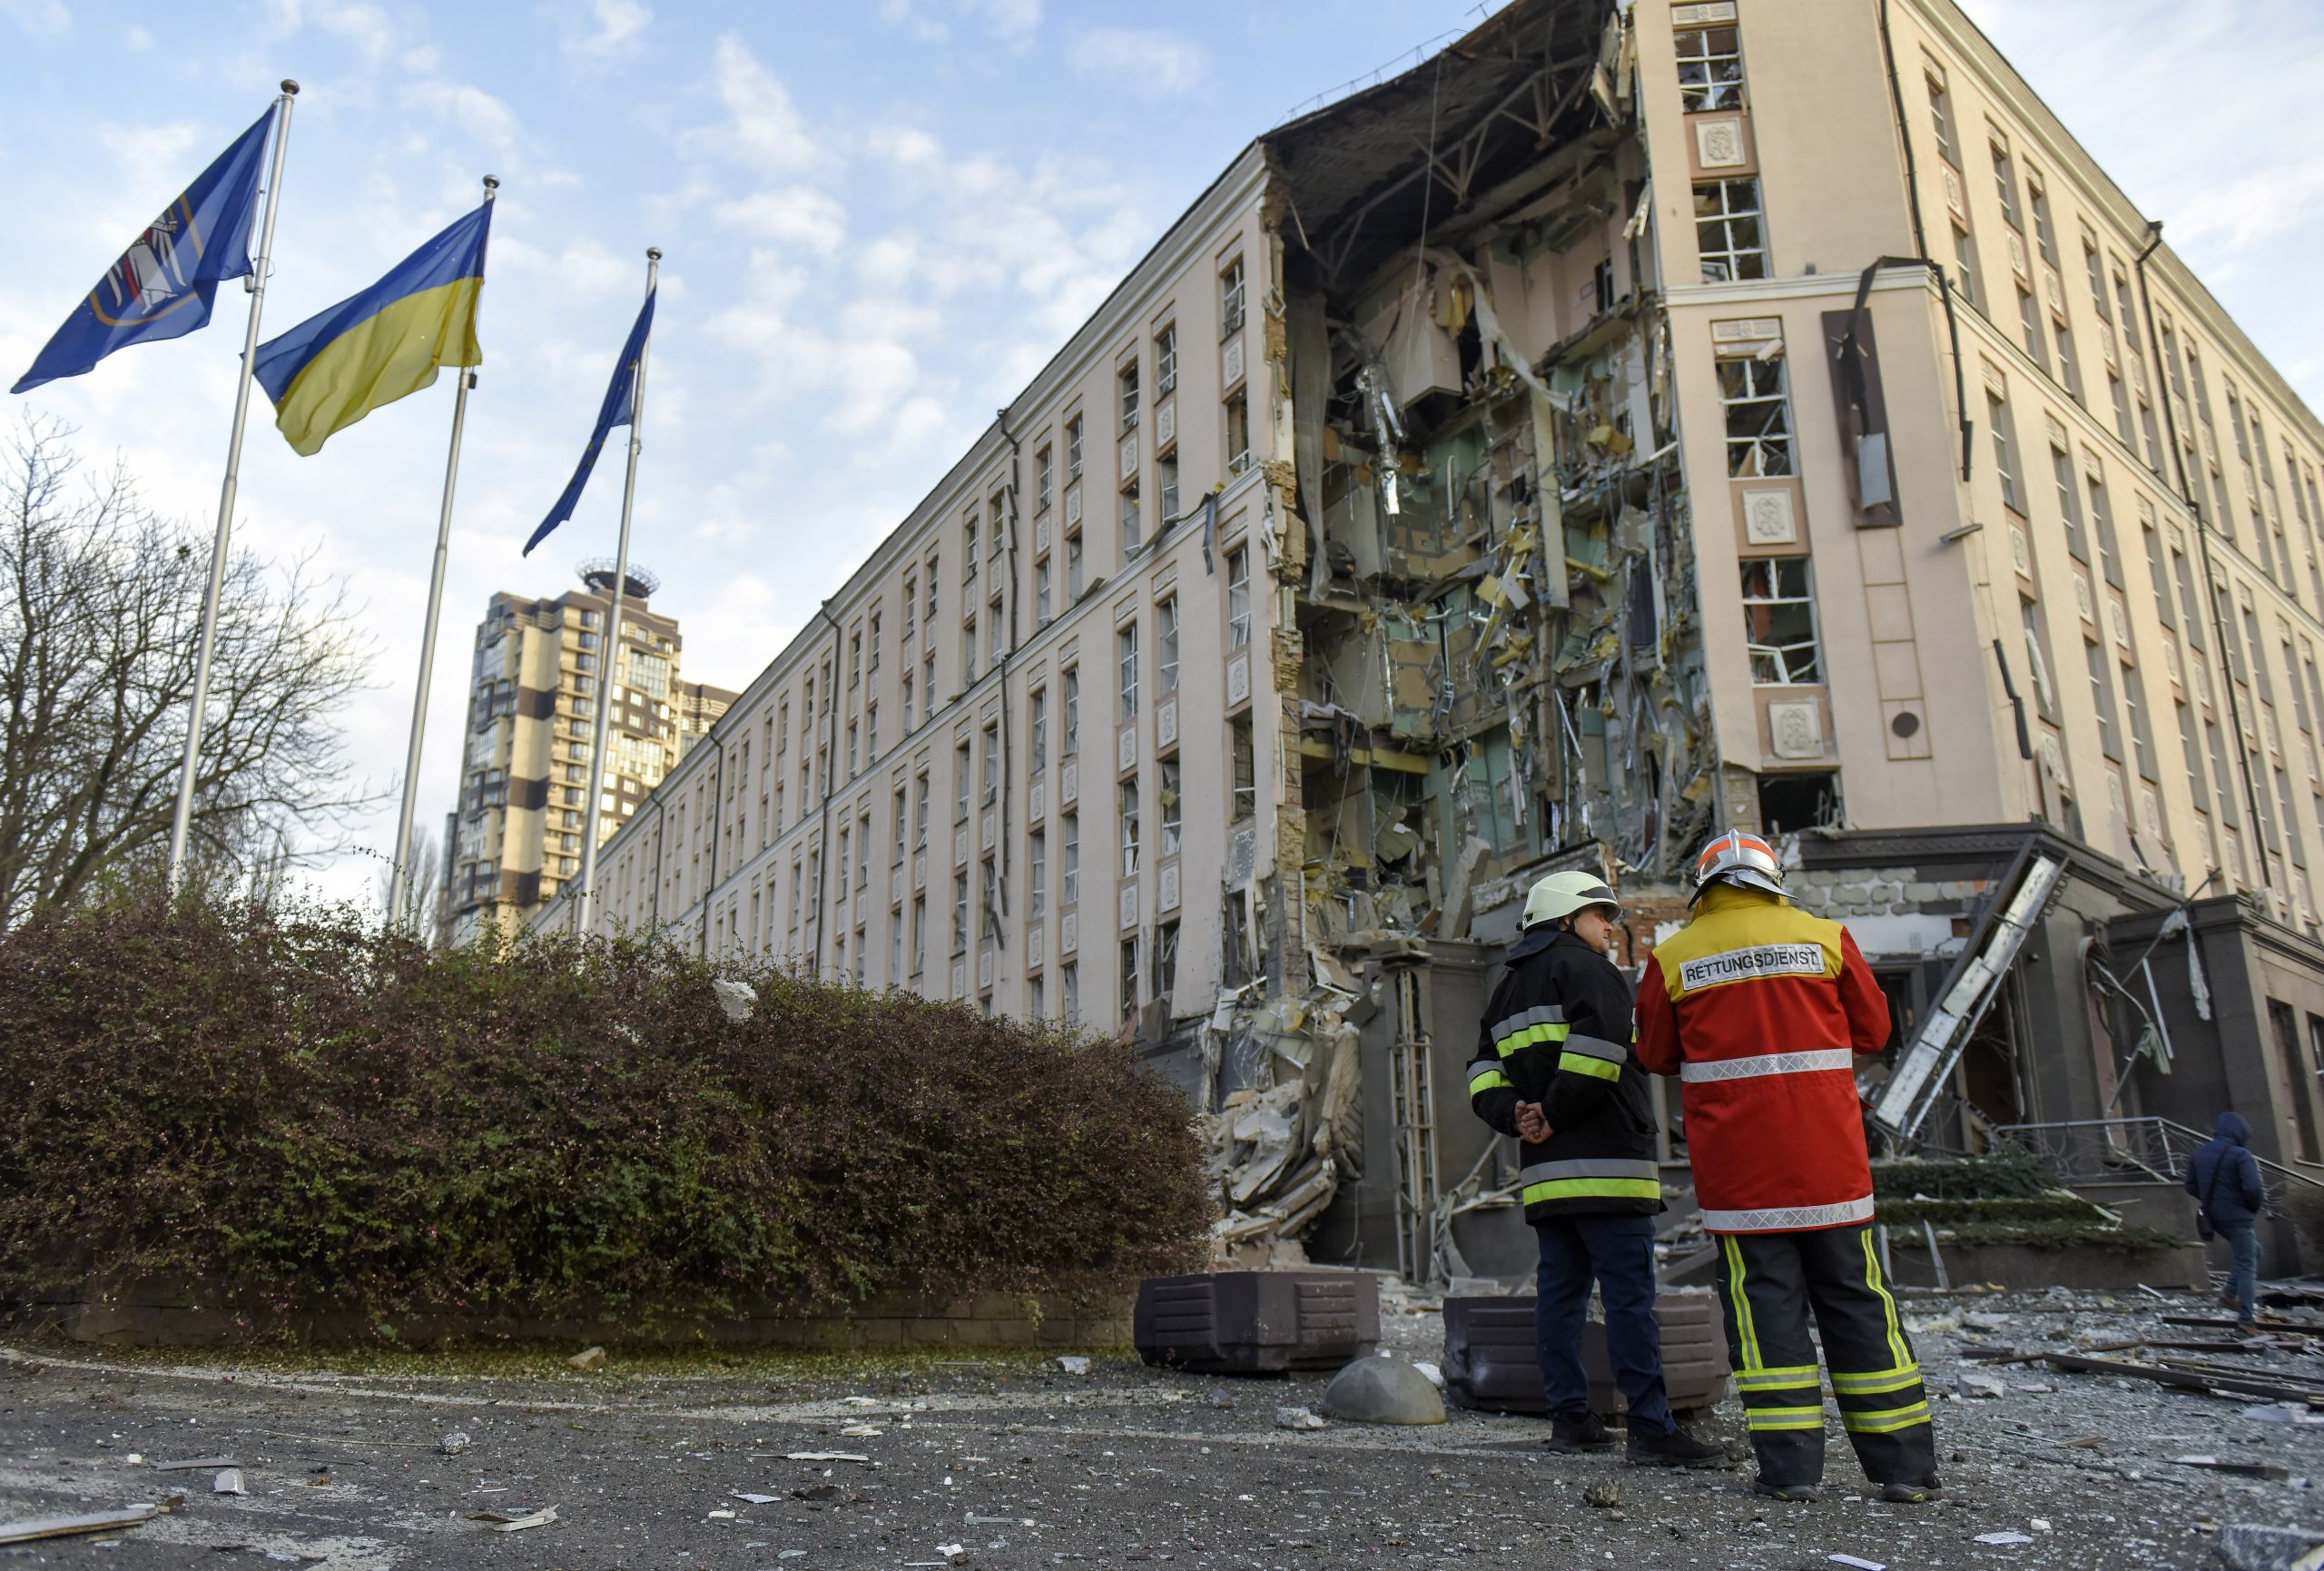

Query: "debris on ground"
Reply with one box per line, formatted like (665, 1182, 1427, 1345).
(438, 1429, 472, 1456)
(1582, 1481, 1620, 1509)
(212, 1467, 246, 1496)
(151, 1455, 235, 1472)
(567, 1345, 606, 1371)
(1319, 1357, 1447, 1426)
(2212, 1524, 2324, 1571)
(466, 1506, 557, 1531)
(1274, 1405, 1327, 1431)
(1055, 1356, 1090, 1375)
(0, 1506, 170, 1546)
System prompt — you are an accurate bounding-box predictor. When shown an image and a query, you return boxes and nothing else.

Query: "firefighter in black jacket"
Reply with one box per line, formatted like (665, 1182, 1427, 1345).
(1470, 871, 1728, 1467)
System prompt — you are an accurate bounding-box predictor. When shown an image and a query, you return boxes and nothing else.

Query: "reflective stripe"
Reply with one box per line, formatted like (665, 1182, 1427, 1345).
(1521, 1158, 1662, 1185)
(1734, 1366, 1820, 1392)
(1722, 1236, 1760, 1373)
(1679, 1047, 1855, 1083)
(1840, 1400, 1930, 1434)
(1557, 1052, 1622, 1082)
(1700, 1194, 1876, 1232)
(1745, 1406, 1826, 1431)
(1488, 1003, 1564, 1042)
(1496, 1021, 1569, 1058)
(1831, 1363, 1922, 1396)
(1561, 1033, 1628, 1062)
(1861, 1227, 1914, 1371)
(1521, 1178, 1665, 1206)
(1468, 1062, 1512, 1093)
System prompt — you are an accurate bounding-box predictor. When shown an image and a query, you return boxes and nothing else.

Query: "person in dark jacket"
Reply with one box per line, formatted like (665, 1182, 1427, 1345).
(1469, 870, 1727, 1468)
(2186, 1111, 2267, 1330)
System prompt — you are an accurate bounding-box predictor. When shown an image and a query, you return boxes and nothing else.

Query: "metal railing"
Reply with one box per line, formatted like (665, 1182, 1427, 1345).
(1994, 1116, 2324, 1211)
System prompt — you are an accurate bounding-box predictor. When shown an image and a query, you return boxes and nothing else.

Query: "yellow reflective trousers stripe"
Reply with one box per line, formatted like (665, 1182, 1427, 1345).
(1841, 1400, 1931, 1434)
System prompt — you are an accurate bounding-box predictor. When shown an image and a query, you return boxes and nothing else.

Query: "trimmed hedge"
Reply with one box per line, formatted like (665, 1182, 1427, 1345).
(0, 895, 1210, 1329)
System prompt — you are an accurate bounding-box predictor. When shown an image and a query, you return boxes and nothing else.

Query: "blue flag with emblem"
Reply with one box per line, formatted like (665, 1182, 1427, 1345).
(525, 286, 655, 556)
(11, 106, 278, 395)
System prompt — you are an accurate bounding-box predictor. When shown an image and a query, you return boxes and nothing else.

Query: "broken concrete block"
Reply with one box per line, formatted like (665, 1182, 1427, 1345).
(2212, 1525, 2324, 1571)
(1320, 1357, 1446, 1426)
(1956, 1370, 2005, 1399)
(1275, 1405, 1327, 1431)
(567, 1346, 606, 1372)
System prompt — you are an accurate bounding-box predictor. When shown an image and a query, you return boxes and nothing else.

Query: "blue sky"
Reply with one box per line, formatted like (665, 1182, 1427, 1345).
(1, 0, 2318, 909)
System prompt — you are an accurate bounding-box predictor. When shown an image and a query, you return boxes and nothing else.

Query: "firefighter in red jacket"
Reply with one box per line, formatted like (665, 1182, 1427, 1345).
(1635, 831, 1939, 1504)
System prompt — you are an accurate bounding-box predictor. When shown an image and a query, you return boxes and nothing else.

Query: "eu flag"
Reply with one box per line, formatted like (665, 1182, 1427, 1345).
(526, 287, 655, 556)
(11, 106, 278, 395)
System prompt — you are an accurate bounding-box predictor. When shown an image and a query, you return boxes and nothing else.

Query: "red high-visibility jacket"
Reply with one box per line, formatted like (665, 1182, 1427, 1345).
(1634, 883, 1892, 1233)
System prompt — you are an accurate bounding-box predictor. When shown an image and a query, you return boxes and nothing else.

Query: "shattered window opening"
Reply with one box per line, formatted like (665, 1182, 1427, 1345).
(1159, 453, 1180, 525)
(982, 722, 1000, 806)
(1061, 961, 1078, 1027)
(1067, 415, 1084, 479)
(1158, 595, 1180, 696)
(955, 741, 970, 824)
(1718, 356, 1793, 478)
(1157, 322, 1177, 397)
(1991, 137, 2023, 230)
(1226, 389, 1252, 477)
(2027, 172, 2059, 266)
(1037, 446, 1053, 514)
(1989, 393, 2024, 514)
(952, 870, 969, 957)
(1951, 222, 1983, 313)
(1220, 256, 1245, 340)
(913, 772, 928, 849)
(2123, 657, 2158, 782)
(1740, 558, 1821, 686)
(1230, 713, 1256, 821)
(2083, 241, 2110, 321)
(2017, 285, 2046, 370)
(2052, 446, 2088, 561)
(1926, 70, 1958, 168)
(1119, 360, 1140, 431)
(1120, 936, 1139, 1022)
(1674, 23, 1742, 114)
(1037, 558, 1053, 627)
(962, 519, 977, 584)
(1120, 776, 1141, 877)
(1693, 179, 1767, 284)
(1226, 547, 1251, 647)
(1153, 918, 1180, 1003)
(1030, 830, 1046, 919)
(1030, 687, 1049, 776)
(1119, 623, 1140, 720)
(1068, 532, 1086, 599)
(2084, 638, 2122, 762)
(1160, 756, 1182, 858)
(1064, 666, 1080, 755)
(1121, 480, 1142, 554)
(1063, 811, 1080, 905)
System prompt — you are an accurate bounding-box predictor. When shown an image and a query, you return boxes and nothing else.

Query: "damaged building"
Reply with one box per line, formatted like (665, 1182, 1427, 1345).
(541, 0, 2324, 1277)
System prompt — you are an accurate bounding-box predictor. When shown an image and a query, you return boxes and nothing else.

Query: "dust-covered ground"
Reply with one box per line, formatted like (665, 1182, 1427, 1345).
(0, 1283, 2317, 1569)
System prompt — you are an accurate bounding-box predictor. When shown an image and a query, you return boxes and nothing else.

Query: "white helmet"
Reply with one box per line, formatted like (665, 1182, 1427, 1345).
(1522, 869, 1621, 929)
(1691, 829, 1786, 903)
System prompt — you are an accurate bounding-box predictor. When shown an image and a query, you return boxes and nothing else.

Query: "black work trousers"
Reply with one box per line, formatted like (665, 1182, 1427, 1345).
(1712, 1221, 1938, 1489)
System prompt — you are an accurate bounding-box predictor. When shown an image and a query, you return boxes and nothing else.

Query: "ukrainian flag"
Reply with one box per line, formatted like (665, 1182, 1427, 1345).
(253, 200, 491, 456)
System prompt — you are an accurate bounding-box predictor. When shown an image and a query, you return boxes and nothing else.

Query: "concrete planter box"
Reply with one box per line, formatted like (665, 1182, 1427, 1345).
(1884, 1239, 2206, 1292)
(1134, 1270, 1381, 1374)
(1440, 1292, 1729, 1417)
(1, 1275, 1133, 1350)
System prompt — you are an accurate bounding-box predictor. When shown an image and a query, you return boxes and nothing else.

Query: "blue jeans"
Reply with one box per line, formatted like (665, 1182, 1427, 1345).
(1535, 1213, 1674, 1435)
(2222, 1221, 2261, 1324)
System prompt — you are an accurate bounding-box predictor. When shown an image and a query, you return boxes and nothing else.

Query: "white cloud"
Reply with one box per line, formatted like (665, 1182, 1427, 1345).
(1068, 26, 1206, 99)
(561, 0, 651, 69)
(694, 34, 825, 174)
(400, 80, 527, 170)
(312, 0, 398, 64)
(0, 0, 68, 38)
(879, 0, 1040, 48)
(124, 24, 153, 50)
(95, 122, 202, 186)
(714, 185, 847, 254)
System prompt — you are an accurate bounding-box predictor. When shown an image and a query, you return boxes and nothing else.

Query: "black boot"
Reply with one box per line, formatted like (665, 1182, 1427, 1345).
(1545, 1409, 1615, 1453)
(1626, 1424, 1732, 1469)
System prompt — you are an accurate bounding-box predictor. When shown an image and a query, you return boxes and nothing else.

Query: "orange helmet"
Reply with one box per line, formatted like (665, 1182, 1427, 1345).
(1691, 829, 1786, 903)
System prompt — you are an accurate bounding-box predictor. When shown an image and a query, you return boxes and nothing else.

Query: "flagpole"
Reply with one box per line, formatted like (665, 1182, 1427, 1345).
(574, 247, 659, 937)
(166, 80, 299, 894)
(385, 174, 497, 932)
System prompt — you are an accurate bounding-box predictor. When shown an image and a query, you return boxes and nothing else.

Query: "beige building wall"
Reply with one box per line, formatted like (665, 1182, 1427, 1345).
(1637, 0, 2324, 933)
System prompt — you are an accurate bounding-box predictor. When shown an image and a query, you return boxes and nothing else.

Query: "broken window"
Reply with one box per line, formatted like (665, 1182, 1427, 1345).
(1950, 223, 1983, 313)
(1153, 918, 1179, 1004)
(1036, 558, 1052, 627)
(962, 519, 978, 585)
(1225, 389, 1251, 476)
(1675, 21, 1742, 113)
(2178, 701, 2211, 814)
(1067, 414, 1084, 479)
(2055, 321, 2082, 403)
(952, 870, 969, 955)
(1226, 547, 1251, 647)
(1118, 622, 1139, 720)
(955, 741, 971, 823)
(980, 855, 998, 944)
(1037, 446, 1053, 514)
(1220, 256, 1245, 340)
(2088, 473, 2123, 588)
(1119, 359, 1139, 432)
(1121, 479, 1142, 554)
(892, 786, 908, 864)
(1740, 558, 1820, 685)
(1061, 961, 1078, 1027)
(925, 558, 939, 625)
(2016, 286, 2046, 369)
(1158, 453, 1179, 524)
(1160, 756, 1181, 857)
(981, 722, 999, 805)
(1926, 70, 1958, 167)
(1064, 666, 1080, 755)
(1230, 713, 1256, 820)
(1120, 776, 1140, 876)
(1028, 972, 1044, 1022)
(1156, 321, 1177, 397)
(865, 701, 878, 761)
(2123, 658, 2158, 782)
(1030, 687, 1048, 776)
(922, 649, 936, 712)
(1718, 355, 1792, 478)
(2084, 638, 2122, 761)
(2109, 373, 2135, 449)
(1068, 531, 1085, 598)
(846, 720, 858, 776)
(1119, 936, 1139, 1022)
(1062, 811, 1079, 904)
(2026, 171, 2058, 266)
(1030, 830, 1046, 919)
(1991, 137, 2022, 229)
(989, 595, 1004, 666)
(1989, 392, 2024, 514)
(961, 618, 977, 686)
(901, 672, 915, 731)
(2052, 445, 2087, 561)
(1157, 595, 1180, 696)
(1693, 179, 1767, 283)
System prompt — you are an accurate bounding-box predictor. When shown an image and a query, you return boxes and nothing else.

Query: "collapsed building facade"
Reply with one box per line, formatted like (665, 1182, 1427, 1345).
(541, 0, 2324, 1277)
